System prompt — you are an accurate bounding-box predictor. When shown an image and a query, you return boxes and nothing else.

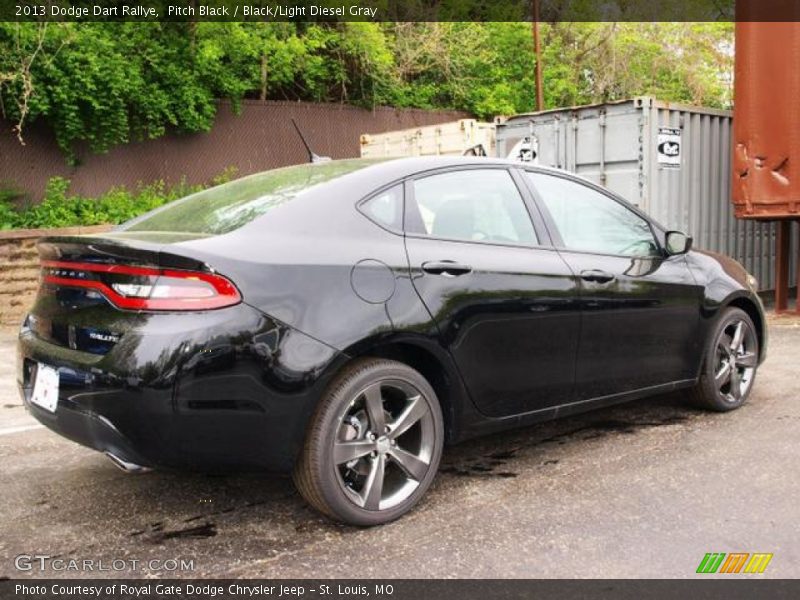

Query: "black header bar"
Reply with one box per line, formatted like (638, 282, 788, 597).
(2, 0, 800, 23)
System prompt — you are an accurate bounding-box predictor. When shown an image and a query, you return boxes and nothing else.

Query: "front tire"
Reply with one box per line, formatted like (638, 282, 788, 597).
(294, 358, 444, 526)
(688, 307, 759, 412)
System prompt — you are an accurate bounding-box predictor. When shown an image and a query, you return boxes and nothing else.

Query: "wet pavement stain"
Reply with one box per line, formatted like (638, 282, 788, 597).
(157, 522, 217, 541)
(127, 496, 277, 543)
(488, 450, 517, 460)
(440, 462, 520, 479)
(469, 464, 494, 472)
(132, 521, 218, 543)
(177, 497, 273, 526)
(441, 413, 690, 480)
(129, 521, 163, 537)
(183, 515, 204, 523)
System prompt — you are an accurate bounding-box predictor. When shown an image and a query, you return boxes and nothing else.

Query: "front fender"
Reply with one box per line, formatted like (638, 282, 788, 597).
(685, 250, 767, 363)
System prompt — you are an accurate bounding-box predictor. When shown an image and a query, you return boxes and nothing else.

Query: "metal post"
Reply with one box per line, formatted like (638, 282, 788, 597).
(796, 222, 800, 313)
(599, 110, 607, 186)
(775, 220, 791, 312)
(532, 0, 544, 111)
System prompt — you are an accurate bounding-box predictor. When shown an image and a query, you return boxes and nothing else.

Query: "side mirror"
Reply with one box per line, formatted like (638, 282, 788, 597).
(665, 231, 693, 255)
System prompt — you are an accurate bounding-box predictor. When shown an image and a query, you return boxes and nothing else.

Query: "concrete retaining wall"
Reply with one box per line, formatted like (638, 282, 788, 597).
(0, 225, 113, 328)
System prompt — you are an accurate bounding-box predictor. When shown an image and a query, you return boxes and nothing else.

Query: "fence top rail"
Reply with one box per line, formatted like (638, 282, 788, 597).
(0, 224, 113, 241)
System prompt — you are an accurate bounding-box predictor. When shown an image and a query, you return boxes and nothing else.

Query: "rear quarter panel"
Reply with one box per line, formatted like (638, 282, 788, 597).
(172, 175, 437, 353)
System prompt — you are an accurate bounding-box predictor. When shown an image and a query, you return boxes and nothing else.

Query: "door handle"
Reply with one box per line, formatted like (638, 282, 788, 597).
(580, 269, 615, 284)
(422, 261, 473, 277)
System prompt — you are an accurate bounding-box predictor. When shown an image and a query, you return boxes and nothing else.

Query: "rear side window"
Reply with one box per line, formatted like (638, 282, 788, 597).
(124, 160, 382, 235)
(407, 169, 537, 245)
(361, 185, 403, 231)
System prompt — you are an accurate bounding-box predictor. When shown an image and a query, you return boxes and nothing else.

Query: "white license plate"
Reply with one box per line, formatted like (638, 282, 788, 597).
(31, 363, 59, 413)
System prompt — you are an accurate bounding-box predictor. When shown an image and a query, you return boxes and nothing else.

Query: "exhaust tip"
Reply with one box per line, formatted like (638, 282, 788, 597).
(105, 451, 151, 474)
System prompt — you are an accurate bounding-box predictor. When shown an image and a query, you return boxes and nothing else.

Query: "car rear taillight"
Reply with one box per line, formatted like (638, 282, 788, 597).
(41, 260, 241, 311)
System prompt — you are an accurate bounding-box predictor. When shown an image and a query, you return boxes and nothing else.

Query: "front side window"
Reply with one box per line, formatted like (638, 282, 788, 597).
(408, 169, 537, 245)
(527, 172, 659, 257)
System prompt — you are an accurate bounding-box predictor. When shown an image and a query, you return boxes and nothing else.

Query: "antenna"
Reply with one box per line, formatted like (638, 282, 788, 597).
(463, 144, 487, 157)
(291, 119, 331, 164)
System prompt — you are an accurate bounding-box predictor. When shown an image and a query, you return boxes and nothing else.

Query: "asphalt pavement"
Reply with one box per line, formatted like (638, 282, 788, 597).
(1, 319, 798, 579)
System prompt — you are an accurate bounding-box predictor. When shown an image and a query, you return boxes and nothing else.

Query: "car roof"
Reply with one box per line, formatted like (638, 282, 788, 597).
(346, 155, 551, 181)
(342, 155, 587, 184)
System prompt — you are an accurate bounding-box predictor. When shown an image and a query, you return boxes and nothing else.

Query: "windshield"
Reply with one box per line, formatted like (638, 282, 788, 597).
(124, 159, 381, 234)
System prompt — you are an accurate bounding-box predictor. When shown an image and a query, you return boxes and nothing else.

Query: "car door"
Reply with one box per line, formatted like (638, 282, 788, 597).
(523, 170, 704, 401)
(403, 166, 580, 418)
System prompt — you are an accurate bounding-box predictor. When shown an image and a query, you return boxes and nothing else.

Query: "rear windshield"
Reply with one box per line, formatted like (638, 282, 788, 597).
(124, 160, 381, 235)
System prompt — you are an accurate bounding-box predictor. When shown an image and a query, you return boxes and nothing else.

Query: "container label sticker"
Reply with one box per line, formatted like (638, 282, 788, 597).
(657, 127, 681, 168)
(507, 136, 539, 163)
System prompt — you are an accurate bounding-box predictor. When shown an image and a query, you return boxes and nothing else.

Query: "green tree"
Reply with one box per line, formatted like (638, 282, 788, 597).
(0, 21, 734, 158)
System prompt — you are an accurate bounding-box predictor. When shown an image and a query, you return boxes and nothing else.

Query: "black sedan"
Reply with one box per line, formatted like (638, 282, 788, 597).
(17, 157, 766, 525)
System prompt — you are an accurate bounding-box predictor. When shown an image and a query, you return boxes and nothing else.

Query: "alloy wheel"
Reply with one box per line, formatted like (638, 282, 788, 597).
(714, 318, 758, 404)
(333, 380, 436, 511)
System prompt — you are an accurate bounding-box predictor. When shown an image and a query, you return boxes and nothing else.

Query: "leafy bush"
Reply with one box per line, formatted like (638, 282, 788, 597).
(0, 169, 236, 231)
(0, 182, 26, 204)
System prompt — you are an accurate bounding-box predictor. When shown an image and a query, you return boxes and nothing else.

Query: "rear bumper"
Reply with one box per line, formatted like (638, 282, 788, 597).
(19, 379, 153, 468)
(17, 303, 344, 472)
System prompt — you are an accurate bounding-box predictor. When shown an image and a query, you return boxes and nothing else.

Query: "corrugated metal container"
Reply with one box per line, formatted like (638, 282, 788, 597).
(495, 97, 793, 291)
(360, 119, 495, 158)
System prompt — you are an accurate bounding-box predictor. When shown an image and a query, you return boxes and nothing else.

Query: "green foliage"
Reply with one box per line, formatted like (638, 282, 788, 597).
(0, 184, 24, 228)
(0, 182, 26, 204)
(0, 170, 237, 230)
(0, 21, 734, 158)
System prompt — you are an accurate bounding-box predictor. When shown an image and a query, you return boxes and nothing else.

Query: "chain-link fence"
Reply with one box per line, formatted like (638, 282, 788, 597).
(1, 100, 468, 202)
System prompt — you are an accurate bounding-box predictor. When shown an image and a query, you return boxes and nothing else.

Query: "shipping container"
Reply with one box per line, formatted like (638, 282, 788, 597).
(495, 97, 793, 292)
(360, 119, 495, 159)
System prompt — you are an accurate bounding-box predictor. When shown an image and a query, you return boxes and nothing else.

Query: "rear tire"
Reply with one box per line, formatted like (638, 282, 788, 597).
(293, 358, 443, 526)
(687, 307, 759, 412)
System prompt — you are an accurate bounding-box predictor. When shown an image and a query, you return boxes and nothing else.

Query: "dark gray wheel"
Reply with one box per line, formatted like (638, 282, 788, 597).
(688, 307, 759, 412)
(293, 358, 443, 526)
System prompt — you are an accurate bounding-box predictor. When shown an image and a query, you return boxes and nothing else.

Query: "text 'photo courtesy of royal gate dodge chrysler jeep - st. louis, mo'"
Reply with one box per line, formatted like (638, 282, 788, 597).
(17, 157, 766, 526)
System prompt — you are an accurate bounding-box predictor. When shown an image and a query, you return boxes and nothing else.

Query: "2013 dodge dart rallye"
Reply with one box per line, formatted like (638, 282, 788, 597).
(18, 157, 766, 525)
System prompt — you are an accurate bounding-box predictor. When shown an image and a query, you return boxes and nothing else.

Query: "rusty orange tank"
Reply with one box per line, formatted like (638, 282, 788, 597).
(733, 21, 800, 219)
